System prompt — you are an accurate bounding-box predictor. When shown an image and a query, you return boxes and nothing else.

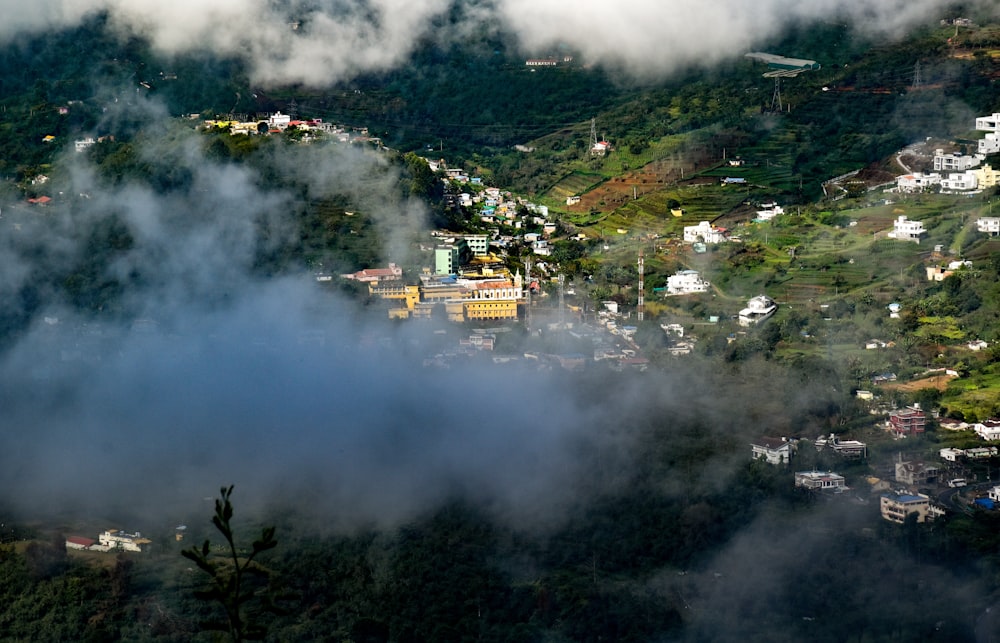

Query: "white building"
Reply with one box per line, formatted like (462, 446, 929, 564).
(752, 437, 793, 465)
(973, 420, 1000, 441)
(888, 215, 925, 242)
(979, 132, 1000, 156)
(665, 270, 710, 295)
(268, 112, 291, 130)
(990, 486, 1000, 503)
(795, 470, 847, 492)
(941, 171, 979, 192)
(933, 149, 980, 172)
(683, 221, 727, 244)
(895, 172, 941, 192)
(99, 529, 151, 553)
(738, 294, 777, 326)
(975, 112, 1000, 131)
(755, 202, 784, 221)
(74, 137, 95, 153)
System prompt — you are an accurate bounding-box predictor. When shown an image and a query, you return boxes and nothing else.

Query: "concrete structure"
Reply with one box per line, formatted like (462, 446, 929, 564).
(462, 235, 490, 257)
(940, 172, 979, 192)
(683, 221, 727, 244)
(933, 149, 979, 172)
(66, 536, 96, 550)
(888, 216, 926, 242)
(978, 217, 1000, 235)
(880, 493, 938, 524)
(341, 263, 403, 283)
(895, 460, 939, 487)
(980, 132, 1000, 156)
(665, 270, 710, 295)
(99, 529, 151, 553)
(972, 419, 1000, 441)
(434, 240, 472, 276)
(738, 295, 777, 327)
(755, 202, 784, 221)
(895, 172, 941, 192)
(889, 405, 926, 436)
(815, 434, 867, 459)
(975, 112, 1000, 131)
(990, 486, 1000, 503)
(751, 437, 793, 465)
(795, 470, 847, 492)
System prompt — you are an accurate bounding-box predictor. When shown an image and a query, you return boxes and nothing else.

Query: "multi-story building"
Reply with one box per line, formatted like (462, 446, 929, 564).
(683, 221, 727, 244)
(434, 239, 472, 275)
(896, 172, 941, 192)
(933, 149, 980, 172)
(978, 217, 1000, 235)
(666, 270, 710, 295)
(889, 216, 926, 241)
(98, 529, 151, 553)
(880, 492, 940, 524)
(889, 405, 926, 435)
(895, 460, 939, 486)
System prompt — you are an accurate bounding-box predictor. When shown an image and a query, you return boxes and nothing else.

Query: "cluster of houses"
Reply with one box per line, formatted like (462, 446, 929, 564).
(202, 111, 378, 145)
(66, 529, 151, 553)
(894, 111, 1000, 195)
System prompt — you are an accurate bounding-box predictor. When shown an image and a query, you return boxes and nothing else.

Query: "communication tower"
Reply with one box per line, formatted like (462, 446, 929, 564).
(637, 250, 645, 322)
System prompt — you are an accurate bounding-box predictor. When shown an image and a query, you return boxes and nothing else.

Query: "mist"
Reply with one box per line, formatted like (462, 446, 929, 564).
(2, 1, 998, 86)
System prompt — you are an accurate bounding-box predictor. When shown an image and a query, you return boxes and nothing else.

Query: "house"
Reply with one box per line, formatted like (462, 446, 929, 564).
(887, 216, 925, 242)
(933, 148, 979, 172)
(855, 390, 874, 400)
(880, 492, 941, 523)
(888, 405, 925, 436)
(989, 486, 1000, 503)
(341, 263, 403, 283)
(872, 372, 897, 385)
(895, 459, 939, 487)
(755, 202, 784, 221)
(66, 536, 96, 550)
(795, 470, 847, 492)
(977, 217, 1000, 235)
(98, 529, 151, 553)
(751, 437, 793, 465)
(815, 434, 867, 459)
(74, 137, 95, 153)
(566, 196, 581, 206)
(939, 448, 964, 462)
(738, 295, 777, 327)
(972, 419, 1000, 441)
(940, 171, 979, 192)
(968, 339, 989, 351)
(683, 221, 727, 244)
(665, 270, 710, 295)
(895, 172, 941, 192)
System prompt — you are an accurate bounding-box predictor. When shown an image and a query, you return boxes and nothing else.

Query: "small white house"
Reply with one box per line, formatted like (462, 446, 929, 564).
(941, 172, 978, 192)
(888, 216, 925, 242)
(683, 221, 727, 244)
(665, 270, 710, 295)
(752, 437, 793, 465)
(977, 217, 1000, 235)
(896, 172, 941, 192)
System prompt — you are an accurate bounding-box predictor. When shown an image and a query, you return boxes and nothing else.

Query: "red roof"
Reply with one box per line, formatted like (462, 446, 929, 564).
(66, 536, 96, 547)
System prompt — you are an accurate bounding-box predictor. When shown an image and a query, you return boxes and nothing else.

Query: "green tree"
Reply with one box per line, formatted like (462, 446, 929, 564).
(182, 486, 279, 642)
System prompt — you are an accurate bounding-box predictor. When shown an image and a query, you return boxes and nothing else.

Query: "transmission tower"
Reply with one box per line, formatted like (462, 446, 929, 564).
(912, 61, 923, 89)
(524, 258, 532, 331)
(558, 274, 565, 329)
(589, 117, 598, 155)
(637, 250, 645, 322)
(771, 77, 783, 112)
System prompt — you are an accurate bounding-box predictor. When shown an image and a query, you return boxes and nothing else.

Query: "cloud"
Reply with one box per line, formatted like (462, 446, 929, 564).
(1, 0, 997, 86)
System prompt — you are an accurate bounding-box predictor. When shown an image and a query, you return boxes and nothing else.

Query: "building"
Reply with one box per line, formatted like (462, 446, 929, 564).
(880, 492, 940, 524)
(940, 171, 979, 192)
(975, 112, 1000, 131)
(738, 295, 777, 327)
(896, 172, 941, 192)
(434, 240, 472, 276)
(66, 536, 96, 550)
(755, 202, 784, 221)
(665, 270, 710, 295)
(933, 149, 979, 172)
(341, 263, 403, 283)
(98, 529, 151, 553)
(895, 459, 940, 487)
(888, 216, 926, 242)
(462, 235, 490, 257)
(683, 221, 727, 244)
(989, 486, 1000, 503)
(972, 419, 1000, 441)
(888, 405, 926, 436)
(815, 434, 867, 459)
(751, 437, 793, 465)
(979, 132, 1000, 156)
(795, 470, 847, 492)
(977, 217, 1000, 235)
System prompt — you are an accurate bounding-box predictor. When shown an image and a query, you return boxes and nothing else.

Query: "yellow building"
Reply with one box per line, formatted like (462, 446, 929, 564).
(972, 164, 1000, 190)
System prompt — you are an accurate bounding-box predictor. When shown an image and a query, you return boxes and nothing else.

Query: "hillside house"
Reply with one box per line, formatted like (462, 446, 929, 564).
(795, 470, 847, 492)
(341, 263, 403, 283)
(888, 216, 925, 242)
(880, 492, 941, 523)
(973, 419, 1000, 441)
(738, 295, 777, 327)
(888, 405, 926, 436)
(99, 529, 151, 553)
(755, 202, 784, 221)
(665, 270, 710, 295)
(751, 437, 793, 465)
(933, 149, 979, 172)
(683, 221, 727, 244)
(815, 434, 867, 459)
(895, 459, 939, 487)
(66, 536, 96, 550)
(940, 172, 978, 192)
(978, 217, 1000, 235)
(896, 172, 941, 192)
